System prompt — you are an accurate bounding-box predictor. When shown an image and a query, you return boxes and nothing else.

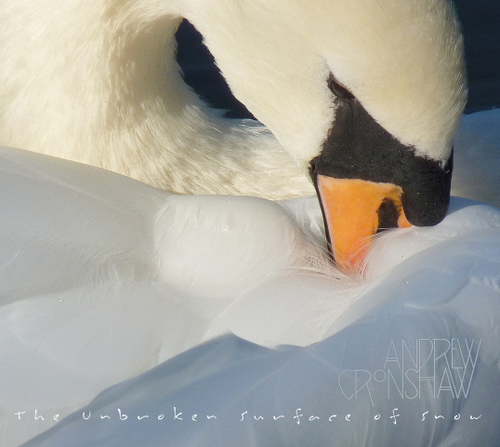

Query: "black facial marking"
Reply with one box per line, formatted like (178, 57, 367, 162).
(310, 75, 453, 227)
(376, 199, 400, 233)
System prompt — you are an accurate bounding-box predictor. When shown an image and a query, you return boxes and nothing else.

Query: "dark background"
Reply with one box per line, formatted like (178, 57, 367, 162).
(175, 1, 500, 117)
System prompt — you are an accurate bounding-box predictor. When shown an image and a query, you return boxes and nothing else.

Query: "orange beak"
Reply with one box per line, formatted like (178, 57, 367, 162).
(317, 175, 412, 274)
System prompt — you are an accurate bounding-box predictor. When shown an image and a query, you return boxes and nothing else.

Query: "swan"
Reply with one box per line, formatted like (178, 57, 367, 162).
(1, 108, 500, 445)
(0, 0, 467, 271)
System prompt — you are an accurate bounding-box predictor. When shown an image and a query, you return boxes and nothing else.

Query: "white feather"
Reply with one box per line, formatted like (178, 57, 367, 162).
(0, 111, 499, 445)
(0, 0, 465, 193)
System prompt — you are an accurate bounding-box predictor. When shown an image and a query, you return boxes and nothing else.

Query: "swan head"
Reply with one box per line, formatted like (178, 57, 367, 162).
(309, 75, 455, 272)
(186, 0, 467, 273)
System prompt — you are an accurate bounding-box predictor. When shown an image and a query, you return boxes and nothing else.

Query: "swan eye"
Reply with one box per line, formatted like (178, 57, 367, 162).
(327, 74, 355, 100)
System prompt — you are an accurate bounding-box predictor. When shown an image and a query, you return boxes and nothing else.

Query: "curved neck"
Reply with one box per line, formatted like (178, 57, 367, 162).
(1, 4, 186, 158)
(0, 2, 311, 197)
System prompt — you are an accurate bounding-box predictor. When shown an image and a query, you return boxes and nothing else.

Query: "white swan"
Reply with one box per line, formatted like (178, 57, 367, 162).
(0, 0, 467, 270)
(1, 110, 500, 446)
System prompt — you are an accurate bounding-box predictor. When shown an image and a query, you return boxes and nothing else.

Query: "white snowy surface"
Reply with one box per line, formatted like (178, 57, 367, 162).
(0, 110, 499, 446)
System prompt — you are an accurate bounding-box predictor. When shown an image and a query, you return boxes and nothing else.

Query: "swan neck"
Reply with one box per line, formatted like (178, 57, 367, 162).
(0, 2, 313, 197)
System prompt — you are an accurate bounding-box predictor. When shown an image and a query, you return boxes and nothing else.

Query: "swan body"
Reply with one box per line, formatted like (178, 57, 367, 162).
(0, 0, 467, 269)
(0, 110, 500, 445)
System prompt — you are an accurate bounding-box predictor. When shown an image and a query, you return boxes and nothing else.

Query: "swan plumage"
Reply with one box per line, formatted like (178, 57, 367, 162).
(1, 1, 497, 445)
(0, 1, 312, 199)
(0, 110, 500, 445)
(0, 1, 465, 176)
(0, 0, 467, 270)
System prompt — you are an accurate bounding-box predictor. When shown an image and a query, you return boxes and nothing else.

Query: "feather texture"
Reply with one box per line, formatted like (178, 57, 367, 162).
(0, 112, 499, 445)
